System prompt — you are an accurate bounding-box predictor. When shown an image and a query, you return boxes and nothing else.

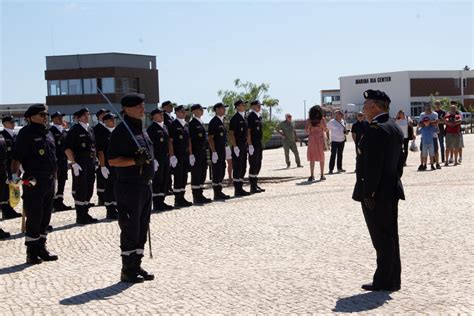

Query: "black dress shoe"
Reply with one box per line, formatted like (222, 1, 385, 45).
(106, 209, 119, 220)
(138, 268, 155, 281)
(76, 216, 98, 225)
(0, 229, 11, 240)
(2, 210, 21, 219)
(38, 248, 58, 261)
(235, 189, 251, 197)
(361, 283, 400, 291)
(26, 255, 43, 265)
(47, 225, 53, 232)
(120, 271, 144, 283)
(256, 185, 265, 192)
(62, 204, 73, 210)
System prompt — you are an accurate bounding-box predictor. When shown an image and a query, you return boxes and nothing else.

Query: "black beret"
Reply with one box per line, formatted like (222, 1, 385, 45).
(213, 102, 229, 111)
(96, 108, 110, 118)
(161, 100, 173, 107)
(150, 108, 164, 116)
(102, 113, 116, 121)
(234, 99, 247, 107)
(121, 93, 145, 107)
(24, 104, 47, 119)
(191, 104, 206, 111)
(73, 107, 89, 118)
(175, 105, 189, 113)
(51, 111, 64, 119)
(250, 100, 262, 106)
(363, 89, 391, 103)
(2, 115, 15, 123)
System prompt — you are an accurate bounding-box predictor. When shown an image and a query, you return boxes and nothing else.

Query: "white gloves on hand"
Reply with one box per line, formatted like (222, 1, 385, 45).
(248, 145, 255, 156)
(153, 159, 159, 172)
(211, 152, 218, 164)
(100, 166, 110, 179)
(233, 146, 240, 157)
(71, 163, 82, 177)
(189, 154, 196, 167)
(170, 156, 178, 168)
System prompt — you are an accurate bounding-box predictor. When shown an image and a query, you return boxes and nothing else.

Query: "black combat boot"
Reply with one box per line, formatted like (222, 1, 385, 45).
(120, 254, 144, 283)
(2, 205, 21, 219)
(136, 255, 154, 281)
(234, 183, 250, 197)
(38, 238, 58, 261)
(106, 207, 118, 220)
(199, 189, 212, 204)
(192, 189, 204, 205)
(0, 228, 11, 240)
(26, 243, 43, 265)
(76, 206, 98, 225)
(213, 186, 230, 201)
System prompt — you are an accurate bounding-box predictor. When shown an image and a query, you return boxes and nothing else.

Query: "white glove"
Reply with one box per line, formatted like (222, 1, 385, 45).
(100, 166, 110, 179)
(211, 152, 218, 164)
(248, 145, 255, 156)
(71, 163, 82, 177)
(189, 154, 196, 167)
(153, 159, 159, 172)
(170, 156, 178, 168)
(233, 146, 240, 157)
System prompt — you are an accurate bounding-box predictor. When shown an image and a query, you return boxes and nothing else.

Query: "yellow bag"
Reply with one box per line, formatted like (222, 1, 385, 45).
(9, 183, 21, 208)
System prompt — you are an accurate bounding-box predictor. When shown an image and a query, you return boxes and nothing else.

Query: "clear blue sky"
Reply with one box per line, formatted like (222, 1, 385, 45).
(1, 0, 473, 120)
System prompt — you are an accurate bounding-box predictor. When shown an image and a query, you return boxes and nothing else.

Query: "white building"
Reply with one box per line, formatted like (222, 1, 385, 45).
(339, 70, 474, 117)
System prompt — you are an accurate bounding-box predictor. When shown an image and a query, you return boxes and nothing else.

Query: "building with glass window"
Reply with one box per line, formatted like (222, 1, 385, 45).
(339, 70, 474, 117)
(45, 52, 159, 123)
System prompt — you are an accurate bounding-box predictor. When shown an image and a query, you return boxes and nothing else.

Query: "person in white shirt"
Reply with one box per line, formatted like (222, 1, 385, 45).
(326, 110, 347, 173)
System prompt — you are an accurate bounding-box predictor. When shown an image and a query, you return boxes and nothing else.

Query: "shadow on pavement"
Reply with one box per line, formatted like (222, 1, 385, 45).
(0, 263, 33, 275)
(296, 179, 322, 185)
(332, 291, 392, 313)
(59, 282, 134, 305)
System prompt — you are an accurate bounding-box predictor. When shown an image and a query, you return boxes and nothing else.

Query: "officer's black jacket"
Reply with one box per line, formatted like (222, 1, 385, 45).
(1, 129, 15, 175)
(164, 112, 174, 128)
(93, 123, 108, 153)
(108, 115, 154, 182)
(49, 125, 68, 161)
(189, 118, 208, 155)
(229, 112, 247, 146)
(352, 113, 405, 202)
(0, 135, 7, 175)
(208, 116, 227, 154)
(64, 123, 96, 159)
(247, 111, 263, 148)
(11, 123, 57, 178)
(146, 122, 169, 163)
(95, 126, 112, 168)
(169, 119, 190, 157)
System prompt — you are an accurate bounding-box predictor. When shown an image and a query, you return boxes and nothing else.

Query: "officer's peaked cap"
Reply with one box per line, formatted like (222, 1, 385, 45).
(175, 105, 189, 113)
(102, 113, 116, 121)
(24, 104, 48, 118)
(250, 100, 262, 106)
(51, 111, 64, 119)
(73, 107, 89, 118)
(150, 108, 164, 117)
(2, 115, 15, 123)
(234, 99, 247, 107)
(96, 108, 110, 118)
(191, 104, 206, 111)
(161, 100, 173, 107)
(363, 89, 391, 103)
(213, 102, 229, 111)
(121, 93, 145, 107)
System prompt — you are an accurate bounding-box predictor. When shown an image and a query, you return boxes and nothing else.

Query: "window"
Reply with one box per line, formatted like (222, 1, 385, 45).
(410, 102, 424, 117)
(83, 78, 97, 94)
(116, 78, 138, 94)
(48, 80, 60, 96)
(60, 80, 68, 95)
(101, 77, 115, 93)
(332, 96, 340, 102)
(68, 79, 82, 95)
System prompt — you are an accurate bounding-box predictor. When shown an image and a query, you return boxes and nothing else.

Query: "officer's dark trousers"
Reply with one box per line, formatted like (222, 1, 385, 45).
(115, 180, 151, 257)
(152, 159, 170, 207)
(54, 159, 68, 208)
(362, 199, 401, 288)
(104, 166, 116, 211)
(72, 156, 95, 217)
(23, 176, 54, 250)
(191, 151, 207, 192)
(96, 165, 105, 203)
(248, 146, 263, 187)
(211, 150, 226, 191)
(402, 138, 409, 165)
(173, 155, 189, 195)
(232, 145, 247, 188)
(0, 172, 12, 214)
(329, 141, 345, 172)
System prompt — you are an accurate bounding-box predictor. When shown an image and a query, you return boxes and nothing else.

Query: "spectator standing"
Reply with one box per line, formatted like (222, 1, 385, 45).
(326, 110, 347, 174)
(419, 104, 441, 169)
(305, 106, 327, 181)
(418, 117, 437, 171)
(395, 110, 415, 166)
(434, 101, 446, 163)
(351, 111, 369, 156)
(276, 113, 302, 168)
(444, 104, 462, 166)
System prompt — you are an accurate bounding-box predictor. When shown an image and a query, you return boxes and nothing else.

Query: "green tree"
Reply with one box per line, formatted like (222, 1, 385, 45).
(212, 79, 280, 145)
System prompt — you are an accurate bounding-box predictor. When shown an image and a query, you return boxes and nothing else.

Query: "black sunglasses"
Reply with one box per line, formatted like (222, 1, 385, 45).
(38, 112, 49, 117)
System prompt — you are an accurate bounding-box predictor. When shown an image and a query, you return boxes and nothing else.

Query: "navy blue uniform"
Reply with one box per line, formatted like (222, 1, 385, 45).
(0, 129, 18, 217)
(352, 113, 405, 290)
(49, 125, 69, 211)
(229, 112, 248, 192)
(208, 116, 227, 196)
(64, 123, 96, 222)
(96, 125, 117, 219)
(12, 123, 56, 255)
(247, 111, 264, 192)
(0, 136, 9, 238)
(93, 123, 108, 204)
(147, 122, 170, 210)
(169, 119, 190, 202)
(189, 118, 209, 203)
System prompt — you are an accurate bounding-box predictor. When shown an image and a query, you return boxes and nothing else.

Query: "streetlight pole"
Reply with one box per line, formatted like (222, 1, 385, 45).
(303, 100, 306, 121)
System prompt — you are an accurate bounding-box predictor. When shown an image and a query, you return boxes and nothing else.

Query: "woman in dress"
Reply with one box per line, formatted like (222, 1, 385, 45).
(395, 110, 414, 166)
(306, 105, 328, 181)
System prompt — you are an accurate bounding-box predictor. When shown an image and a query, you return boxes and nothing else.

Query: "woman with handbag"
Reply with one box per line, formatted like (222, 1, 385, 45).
(395, 110, 415, 166)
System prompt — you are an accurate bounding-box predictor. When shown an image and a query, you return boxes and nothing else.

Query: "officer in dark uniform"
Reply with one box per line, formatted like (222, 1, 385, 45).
(64, 108, 98, 224)
(96, 112, 118, 220)
(0, 134, 10, 240)
(229, 100, 250, 196)
(352, 89, 405, 291)
(108, 93, 155, 283)
(93, 109, 110, 205)
(247, 100, 265, 194)
(161, 101, 174, 194)
(147, 108, 173, 212)
(208, 102, 231, 200)
(168, 105, 193, 207)
(189, 104, 212, 205)
(11, 104, 58, 264)
(0, 115, 21, 219)
(49, 112, 73, 212)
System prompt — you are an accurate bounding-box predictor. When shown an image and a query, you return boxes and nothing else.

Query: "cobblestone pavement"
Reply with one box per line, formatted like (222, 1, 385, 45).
(1, 135, 473, 315)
